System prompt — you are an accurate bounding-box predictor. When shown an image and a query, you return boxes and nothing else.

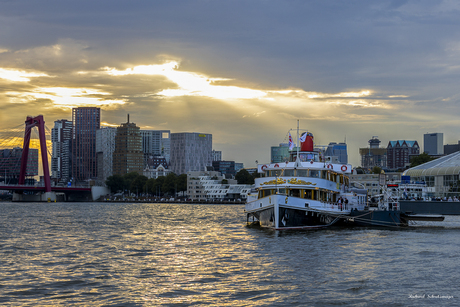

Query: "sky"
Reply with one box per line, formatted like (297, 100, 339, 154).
(1, 0, 460, 169)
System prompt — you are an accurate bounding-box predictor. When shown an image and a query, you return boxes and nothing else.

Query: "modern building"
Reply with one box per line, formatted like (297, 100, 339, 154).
(0, 148, 38, 184)
(170, 132, 212, 175)
(359, 137, 387, 169)
(386, 140, 420, 170)
(403, 151, 460, 198)
(96, 127, 117, 182)
(424, 133, 443, 155)
(72, 107, 101, 182)
(271, 143, 290, 163)
(212, 150, 222, 162)
(325, 142, 348, 164)
(112, 116, 144, 176)
(140, 130, 170, 166)
(212, 160, 236, 178)
(187, 170, 251, 201)
(51, 119, 72, 183)
(444, 141, 460, 155)
(235, 163, 244, 173)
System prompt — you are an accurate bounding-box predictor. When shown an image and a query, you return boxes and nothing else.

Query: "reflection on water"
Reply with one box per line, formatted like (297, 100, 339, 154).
(1, 202, 459, 306)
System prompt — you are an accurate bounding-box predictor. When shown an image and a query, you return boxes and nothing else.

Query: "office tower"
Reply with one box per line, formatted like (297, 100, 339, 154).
(444, 141, 460, 155)
(212, 160, 236, 178)
(113, 116, 143, 176)
(96, 127, 117, 181)
(0, 148, 38, 183)
(325, 142, 348, 164)
(359, 136, 387, 169)
(212, 150, 222, 162)
(170, 133, 212, 175)
(140, 130, 171, 165)
(51, 119, 72, 183)
(72, 107, 100, 182)
(235, 163, 244, 173)
(387, 140, 420, 169)
(271, 143, 290, 163)
(424, 133, 443, 155)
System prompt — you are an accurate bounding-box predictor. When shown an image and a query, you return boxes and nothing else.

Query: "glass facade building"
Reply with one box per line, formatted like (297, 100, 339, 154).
(72, 107, 100, 182)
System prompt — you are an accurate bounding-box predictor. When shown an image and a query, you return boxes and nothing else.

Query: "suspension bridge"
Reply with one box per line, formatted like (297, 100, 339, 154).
(0, 115, 107, 201)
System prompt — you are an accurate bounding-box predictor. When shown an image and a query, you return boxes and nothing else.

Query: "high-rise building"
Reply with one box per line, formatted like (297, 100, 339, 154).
(235, 163, 244, 173)
(325, 142, 348, 164)
(170, 132, 212, 175)
(96, 127, 117, 181)
(424, 133, 443, 155)
(271, 143, 290, 163)
(359, 137, 387, 169)
(113, 117, 143, 176)
(212, 160, 236, 178)
(51, 119, 72, 183)
(72, 107, 100, 182)
(212, 150, 222, 161)
(387, 140, 420, 170)
(140, 130, 171, 166)
(0, 148, 38, 184)
(444, 141, 460, 155)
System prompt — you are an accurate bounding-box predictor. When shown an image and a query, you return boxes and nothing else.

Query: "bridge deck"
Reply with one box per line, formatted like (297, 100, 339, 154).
(0, 185, 91, 192)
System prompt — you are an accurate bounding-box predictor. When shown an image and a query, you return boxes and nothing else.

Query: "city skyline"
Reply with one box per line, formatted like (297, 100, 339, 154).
(2, 1, 460, 168)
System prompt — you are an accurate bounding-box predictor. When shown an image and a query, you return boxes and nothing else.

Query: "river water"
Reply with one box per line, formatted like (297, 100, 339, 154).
(0, 202, 459, 306)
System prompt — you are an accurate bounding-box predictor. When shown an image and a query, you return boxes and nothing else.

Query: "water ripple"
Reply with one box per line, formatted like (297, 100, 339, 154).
(1, 202, 460, 306)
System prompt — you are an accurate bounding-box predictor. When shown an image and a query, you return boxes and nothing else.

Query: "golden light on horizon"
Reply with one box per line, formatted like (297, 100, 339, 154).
(5, 87, 126, 108)
(0, 68, 49, 82)
(103, 61, 267, 100)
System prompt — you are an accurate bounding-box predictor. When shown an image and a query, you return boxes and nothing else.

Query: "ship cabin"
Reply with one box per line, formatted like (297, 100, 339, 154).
(255, 147, 351, 206)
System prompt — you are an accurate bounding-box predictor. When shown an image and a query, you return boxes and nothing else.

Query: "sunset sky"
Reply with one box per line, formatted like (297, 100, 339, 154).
(1, 0, 460, 168)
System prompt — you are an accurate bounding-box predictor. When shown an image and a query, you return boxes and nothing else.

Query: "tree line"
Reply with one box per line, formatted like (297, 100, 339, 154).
(105, 172, 187, 197)
(105, 169, 259, 197)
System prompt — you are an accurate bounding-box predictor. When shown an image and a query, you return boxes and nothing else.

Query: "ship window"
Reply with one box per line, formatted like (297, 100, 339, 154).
(321, 171, 327, 179)
(271, 170, 282, 177)
(284, 169, 295, 176)
(297, 170, 308, 177)
(260, 189, 274, 198)
(310, 170, 319, 178)
(277, 189, 286, 195)
(289, 189, 300, 197)
(303, 189, 313, 199)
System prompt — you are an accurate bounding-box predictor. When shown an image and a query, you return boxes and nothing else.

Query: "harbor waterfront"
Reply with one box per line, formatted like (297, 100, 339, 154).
(1, 202, 459, 306)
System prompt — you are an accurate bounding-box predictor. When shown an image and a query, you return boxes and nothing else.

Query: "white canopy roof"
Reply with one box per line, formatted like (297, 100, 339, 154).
(403, 151, 460, 177)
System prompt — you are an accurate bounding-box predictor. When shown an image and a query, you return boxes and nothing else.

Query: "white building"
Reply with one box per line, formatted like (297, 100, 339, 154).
(170, 133, 212, 175)
(187, 171, 252, 201)
(424, 133, 443, 155)
(212, 150, 222, 161)
(403, 151, 460, 197)
(143, 164, 171, 179)
(51, 119, 72, 183)
(96, 127, 117, 182)
(349, 172, 401, 196)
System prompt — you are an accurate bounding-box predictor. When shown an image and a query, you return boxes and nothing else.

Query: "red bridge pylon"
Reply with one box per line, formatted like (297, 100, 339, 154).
(18, 115, 51, 192)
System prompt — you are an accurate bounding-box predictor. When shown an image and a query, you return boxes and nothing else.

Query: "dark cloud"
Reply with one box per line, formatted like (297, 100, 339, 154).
(1, 1, 460, 167)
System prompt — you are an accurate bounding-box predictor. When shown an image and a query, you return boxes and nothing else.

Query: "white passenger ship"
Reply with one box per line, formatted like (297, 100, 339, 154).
(245, 130, 367, 230)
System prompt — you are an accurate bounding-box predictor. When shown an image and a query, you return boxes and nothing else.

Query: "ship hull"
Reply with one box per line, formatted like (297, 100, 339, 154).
(246, 195, 345, 230)
(348, 210, 408, 227)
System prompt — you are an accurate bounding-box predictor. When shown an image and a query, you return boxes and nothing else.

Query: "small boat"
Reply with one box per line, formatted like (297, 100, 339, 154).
(245, 126, 367, 230)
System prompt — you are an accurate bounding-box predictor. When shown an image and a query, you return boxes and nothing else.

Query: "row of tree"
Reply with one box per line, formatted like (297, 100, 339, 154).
(105, 172, 187, 197)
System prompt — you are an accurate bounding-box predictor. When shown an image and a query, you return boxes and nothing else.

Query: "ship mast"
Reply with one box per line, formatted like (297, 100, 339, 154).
(296, 119, 300, 163)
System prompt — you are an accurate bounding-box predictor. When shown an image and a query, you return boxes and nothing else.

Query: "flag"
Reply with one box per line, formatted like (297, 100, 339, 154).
(288, 132, 294, 150)
(299, 132, 307, 143)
